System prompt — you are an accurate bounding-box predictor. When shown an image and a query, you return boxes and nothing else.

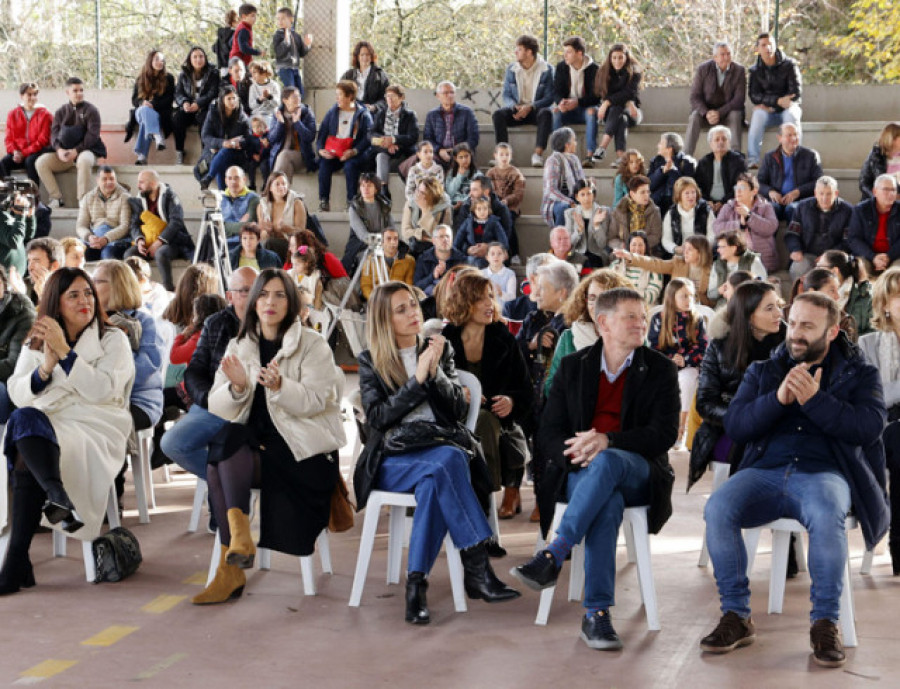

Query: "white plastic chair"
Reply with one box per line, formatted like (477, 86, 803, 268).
(127, 426, 155, 523)
(205, 489, 332, 595)
(742, 516, 859, 647)
(698, 461, 732, 567)
(50, 487, 121, 583)
(347, 370, 484, 612)
(534, 502, 660, 630)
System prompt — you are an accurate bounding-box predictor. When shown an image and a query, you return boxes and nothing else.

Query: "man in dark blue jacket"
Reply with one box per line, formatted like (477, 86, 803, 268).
(159, 266, 257, 479)
(700, 292, 888, 668)
(784, 176, 852, 279)
(422, 82, 479, 170)
(757, 122, 822, 222)
(413, 224, 465, 296)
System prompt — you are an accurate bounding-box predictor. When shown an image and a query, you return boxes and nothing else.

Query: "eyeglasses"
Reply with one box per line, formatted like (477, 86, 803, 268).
(228, 288, 252, 295)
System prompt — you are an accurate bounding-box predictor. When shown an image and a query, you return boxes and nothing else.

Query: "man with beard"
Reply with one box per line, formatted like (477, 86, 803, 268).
(699, 292, 889, 669)
(124, 169, 196, 291)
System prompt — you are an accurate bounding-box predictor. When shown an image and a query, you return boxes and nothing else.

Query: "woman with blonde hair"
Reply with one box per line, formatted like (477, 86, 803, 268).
(256, 171, 308, 262)
(661, 176, 714, 257)
(401, 176, 452, 255)
(355, 281, 520, 624)
(442, 272, 532, 520)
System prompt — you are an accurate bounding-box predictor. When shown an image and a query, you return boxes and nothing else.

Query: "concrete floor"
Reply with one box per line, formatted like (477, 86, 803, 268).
(1, 433, 899, 687)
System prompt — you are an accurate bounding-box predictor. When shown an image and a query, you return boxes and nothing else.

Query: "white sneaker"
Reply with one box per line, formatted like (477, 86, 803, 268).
(154, 134, 166, 151)
(48, 198, 63, 209)
(510, 255, 522, 266)
(531, 153, 543, 167)
(175, 151, 185, 165)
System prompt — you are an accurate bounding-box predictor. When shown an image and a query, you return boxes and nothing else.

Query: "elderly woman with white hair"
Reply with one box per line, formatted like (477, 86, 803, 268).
(694, 125, 749, 214)
(541, 127, 585, 228)
(647, 132, 696, 217)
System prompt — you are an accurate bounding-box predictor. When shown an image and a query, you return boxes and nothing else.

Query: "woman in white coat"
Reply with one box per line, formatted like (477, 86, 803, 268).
(192, 268, 345, 605)
(0, 268, 134, 595)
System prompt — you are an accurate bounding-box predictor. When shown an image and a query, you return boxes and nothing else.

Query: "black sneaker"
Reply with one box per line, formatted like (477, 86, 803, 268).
(581, 609, 623, 650)
(810, 619, 846, 667)
(700, 611, 756, 653)
(509, 550, 559, 591)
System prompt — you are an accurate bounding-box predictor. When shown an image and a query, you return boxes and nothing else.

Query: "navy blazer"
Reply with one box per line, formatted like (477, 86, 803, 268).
(423, 103, 479, 153)
(847, 199, 900, 262)
(757, 145, 823, 200)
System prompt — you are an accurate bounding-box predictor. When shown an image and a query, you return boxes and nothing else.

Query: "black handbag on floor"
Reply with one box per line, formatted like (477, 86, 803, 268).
(92, 526, 143, 583)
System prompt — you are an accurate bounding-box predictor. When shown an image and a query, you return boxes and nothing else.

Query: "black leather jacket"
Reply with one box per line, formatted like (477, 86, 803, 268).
(695, 150, 748, 204)
(859, 144, 887, 200)
(184, 306, 240, 408)
(748, 50, 802, 110)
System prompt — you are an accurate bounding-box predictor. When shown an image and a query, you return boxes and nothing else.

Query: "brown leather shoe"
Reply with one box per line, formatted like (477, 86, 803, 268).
(498, 487, 521, 519)
(529, 505, 541, 523)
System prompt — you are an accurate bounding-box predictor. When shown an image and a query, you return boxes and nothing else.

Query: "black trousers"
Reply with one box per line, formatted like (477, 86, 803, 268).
(492, 107, 552, 150)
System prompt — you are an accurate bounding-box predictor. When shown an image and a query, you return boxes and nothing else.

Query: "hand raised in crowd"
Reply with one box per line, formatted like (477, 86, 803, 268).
(612, 248, 632, 262)
(414, 336, 443, 384)
(672, 353, 685, 368)
(564, 428, 609, 467)
(257, 360, 282, 392)
(221, 354, 249, 392)
(593, 207, 608, 226)
(785, 363, 822, 405)
(31, 316, 70, 372)
(874, 253, 890, 272)
(426, 335, 444, 378)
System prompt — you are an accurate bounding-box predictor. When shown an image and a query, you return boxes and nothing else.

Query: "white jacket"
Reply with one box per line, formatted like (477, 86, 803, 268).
(208, 318, 345, 461)
(6, 324, 135, 540)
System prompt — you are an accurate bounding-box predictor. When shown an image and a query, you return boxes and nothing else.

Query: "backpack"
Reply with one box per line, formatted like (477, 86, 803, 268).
(92, 527, 143, 583)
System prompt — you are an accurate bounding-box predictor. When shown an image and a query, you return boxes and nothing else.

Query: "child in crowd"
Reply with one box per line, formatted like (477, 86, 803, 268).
(170, 293, 229, 366)
(486, 142, 525, 218)
(404, 141, 444, 204)
(249, 60, 281, 124)
(290, 245, 322, 307)
(247, 114, 271, 191)
(613, 149, 646, 207)
(444, 143, 477, 211)
(481, 241, 516, 306)
(60, 237, 85, 269)
(229, 3, 262, 66)
(297, 285, 315, 328)
(648, 277, 708, 449)
(563, 179, 610, 267)
(213, 9, 238, 77)
(271, 6, 312, 95)
(454, 196, 508, 268)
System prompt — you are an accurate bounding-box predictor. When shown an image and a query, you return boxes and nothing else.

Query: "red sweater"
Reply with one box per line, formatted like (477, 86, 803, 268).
(170, 331, 201, 365)
(5, 105, 52, 157)
(591, 369, 628, 434)
(229, 21, 255, 65)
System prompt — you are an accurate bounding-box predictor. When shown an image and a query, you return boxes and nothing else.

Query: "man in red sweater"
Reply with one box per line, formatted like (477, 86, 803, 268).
(512, 287, 679, 651)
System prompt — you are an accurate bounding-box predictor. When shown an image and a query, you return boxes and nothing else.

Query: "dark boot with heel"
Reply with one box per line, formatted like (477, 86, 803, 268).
(0, 471, 44, 595)
(460, 541, 521, 603)
(20, 445, 83, 533)
(405, 571, 430, 625)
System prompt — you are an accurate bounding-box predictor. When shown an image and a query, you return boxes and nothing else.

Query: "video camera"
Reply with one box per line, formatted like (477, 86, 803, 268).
(0, 177, 37, 213)
(199, 189, 223, 211)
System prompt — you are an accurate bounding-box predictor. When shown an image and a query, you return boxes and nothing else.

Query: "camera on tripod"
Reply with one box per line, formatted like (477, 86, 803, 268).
(199, 189, 223, 211)
(0, 177, 37, 213)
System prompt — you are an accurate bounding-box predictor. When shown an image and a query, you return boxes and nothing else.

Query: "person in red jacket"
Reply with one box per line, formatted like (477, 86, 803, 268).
(1, 83, 52, 185)
(229, 4, 263, 66)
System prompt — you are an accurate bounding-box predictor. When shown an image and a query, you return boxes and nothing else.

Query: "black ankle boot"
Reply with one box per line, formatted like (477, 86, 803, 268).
(405, 571, 430, 625)
(460, 541, 521, 603)
(890, 539, 899, 577)
(0, 471, 45, 595)
(19, 443, 83, 532)
(0, 550, 35, 595)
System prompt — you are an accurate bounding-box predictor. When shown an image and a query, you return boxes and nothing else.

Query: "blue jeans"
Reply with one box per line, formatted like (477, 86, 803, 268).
(376, 445, 493, 575)
(704, 464, 851, 622)
(318, 155, 364, 205)
(83, 225, 131, 260)
(134, 105, 162, 157)
(0, 382, 11, 424)
(158, 404, 228, 480)
(552, 107, 598, 154)
(206, 149, 248, 189)
(278, 68, 304, 97)
(557, 448, 651, 610)
(771, 199, 801, 224)
(747, 105, 802, 164)
(551, 201, 570, 227)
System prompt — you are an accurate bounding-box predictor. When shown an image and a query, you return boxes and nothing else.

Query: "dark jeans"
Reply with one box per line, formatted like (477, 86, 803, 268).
(0, 151, 46, 185)
(124, 242, 192, 291)
(278, 68, 304, 97)
(172, 107, 209, 153)
(318, 155, 363, 205)
(600, 105, 638, 153)
(0, 381, 11, 424)
(492, 107, 552, 150)
(206, 149, 250, 189)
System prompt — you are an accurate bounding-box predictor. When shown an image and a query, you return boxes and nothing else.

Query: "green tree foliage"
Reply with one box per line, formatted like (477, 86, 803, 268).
(827, 0, 900, 81)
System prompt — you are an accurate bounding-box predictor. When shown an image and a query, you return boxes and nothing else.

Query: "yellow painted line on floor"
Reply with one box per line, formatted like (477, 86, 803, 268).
(134, 652, 189, 680)
(16, 659, 78, 682)
(183, 570, 208, 585)
(81, 625, 140, 647)
(141, 594, 187, 614)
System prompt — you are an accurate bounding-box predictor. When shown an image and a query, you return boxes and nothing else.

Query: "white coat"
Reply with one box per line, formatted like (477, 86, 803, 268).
(6, 323, 135, 540)
(208, 318, 345, 461)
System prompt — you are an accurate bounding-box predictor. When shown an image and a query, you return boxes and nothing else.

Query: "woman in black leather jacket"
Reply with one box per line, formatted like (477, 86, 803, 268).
(690, 280, 784, 487)
(172, 46, 220, 165)
(354, 281, 519, 625)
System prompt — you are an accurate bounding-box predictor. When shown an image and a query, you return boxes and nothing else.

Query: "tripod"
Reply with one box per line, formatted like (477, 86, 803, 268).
(193, 192, 232, 296)
(324, 233, 390, 340)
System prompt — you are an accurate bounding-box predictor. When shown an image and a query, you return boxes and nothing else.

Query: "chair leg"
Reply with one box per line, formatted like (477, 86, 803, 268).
(624, 517, 637, 564)
(348, 495, 383, 607)
(743, 528, 763, 575)
(207, 536, 222, 587)
(534, 503, 566, 626)
(793, 531, 808, 573)
(139, 431, 157, 510)
(188, 479, 207, 533)
(488, 492, 502, 545)
(768, 529, 792, 614)
(386, 506, 406, 585)
(445, 535, 467, 613)
(840, 552, 858, 647)
(568, 544, 584, 602)
(258, 547, 271, 570)
(106, 488, 121, 530)
(318, 531, 333, 574)
(627, 508, 660, 631)
(82, 540, 96, 583)
(129, 454, 151, 525)
(52, 529, 66, 557)
(300, 555, 316, 596)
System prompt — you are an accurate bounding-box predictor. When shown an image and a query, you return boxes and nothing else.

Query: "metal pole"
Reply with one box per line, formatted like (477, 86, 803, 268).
(543, 0, 548, 60)
(95, 0, 102, 88)
(773, 0, 780, 44)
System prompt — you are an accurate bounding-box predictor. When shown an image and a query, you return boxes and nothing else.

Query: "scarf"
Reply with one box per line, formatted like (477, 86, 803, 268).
(571, 320, 598, 350)
(627, 197, 647, 234)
